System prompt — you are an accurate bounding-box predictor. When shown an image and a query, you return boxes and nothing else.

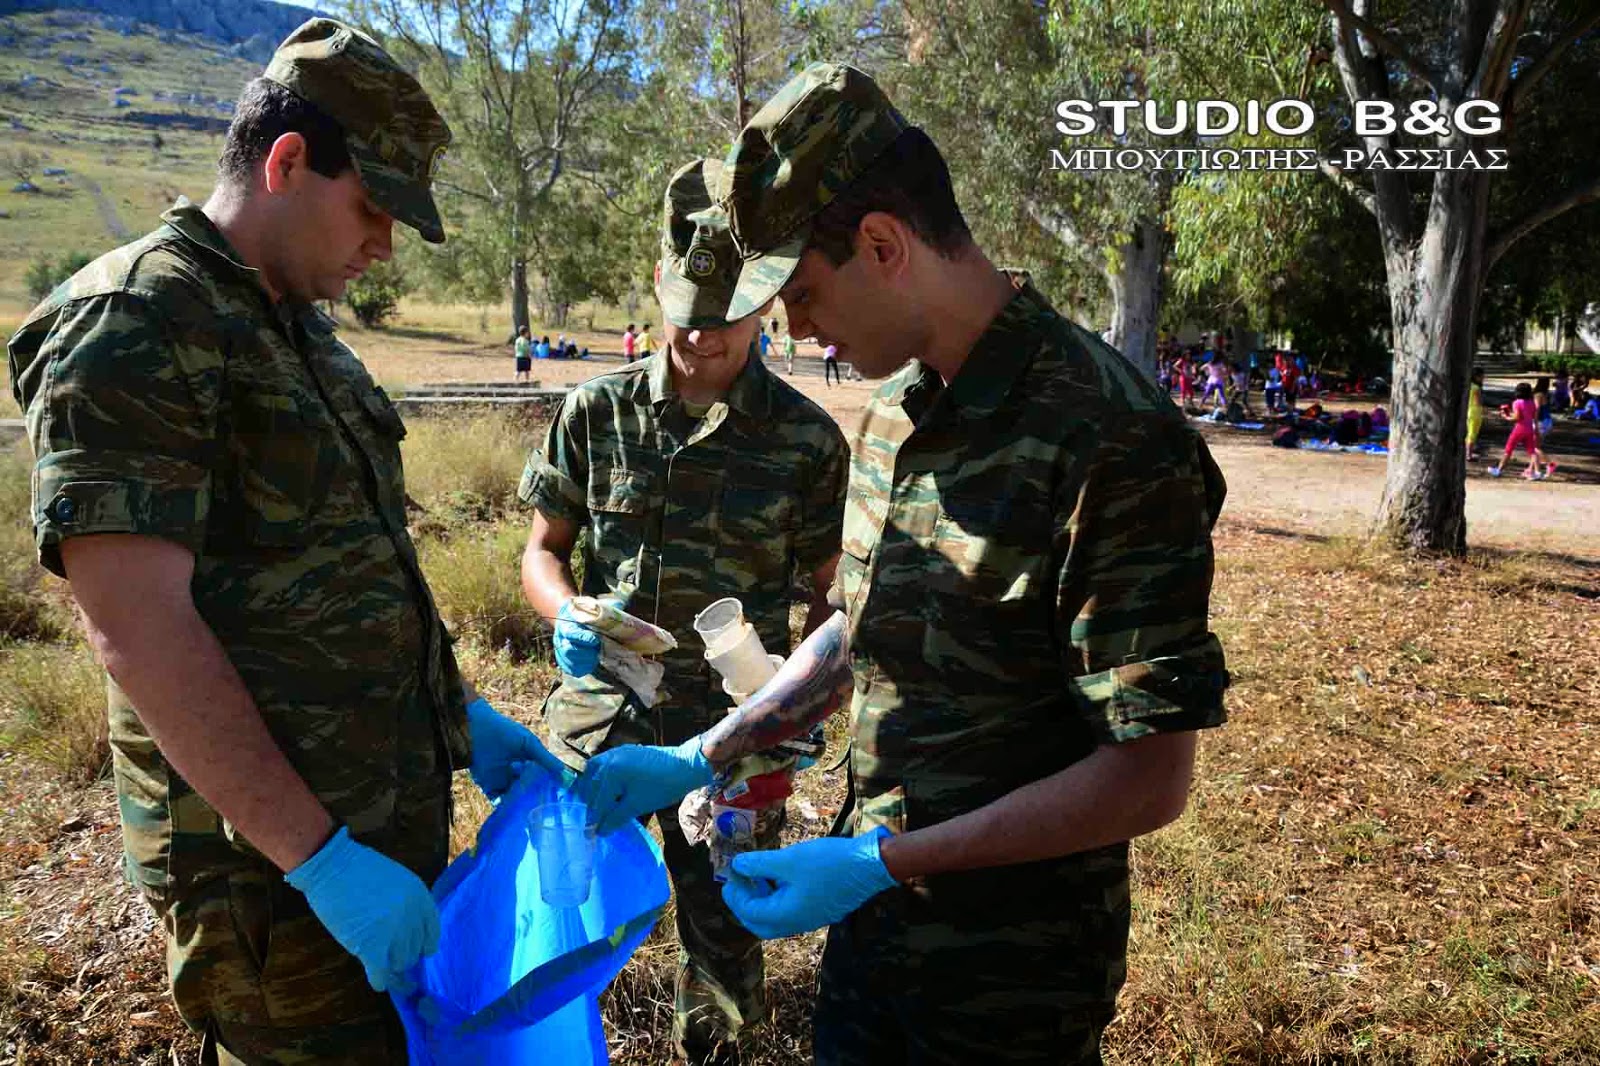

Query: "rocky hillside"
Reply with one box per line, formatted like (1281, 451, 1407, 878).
(0, 0, 318, 61)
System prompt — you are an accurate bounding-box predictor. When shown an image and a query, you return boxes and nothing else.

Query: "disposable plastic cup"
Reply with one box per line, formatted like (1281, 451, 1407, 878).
(693, 598, 746, 650)
(530, 801, 597, 908)
(721, 653, 786, 702)
(706, 623, 776, 695)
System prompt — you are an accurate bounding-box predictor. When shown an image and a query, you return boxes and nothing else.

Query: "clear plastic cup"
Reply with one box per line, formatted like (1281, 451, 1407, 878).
(529, 800, 597, 908)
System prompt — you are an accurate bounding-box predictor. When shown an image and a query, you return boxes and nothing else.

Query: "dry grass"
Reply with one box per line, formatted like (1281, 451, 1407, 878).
(1, 404, 1597, 1062)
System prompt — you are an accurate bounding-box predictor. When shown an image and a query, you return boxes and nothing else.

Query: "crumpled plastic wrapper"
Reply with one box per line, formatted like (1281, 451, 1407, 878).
(598, 639, 665, 708)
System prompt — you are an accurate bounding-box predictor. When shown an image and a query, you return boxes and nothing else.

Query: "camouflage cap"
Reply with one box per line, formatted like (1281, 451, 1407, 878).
(658, 157, 783, 328)
(721, 62, 909, 284)
(263, 18, 451, 244)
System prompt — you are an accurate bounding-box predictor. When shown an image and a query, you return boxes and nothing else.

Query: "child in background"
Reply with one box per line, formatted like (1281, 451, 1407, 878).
(1176, 353, 1195, 410)
(513, 325, 532, 383)
(1534, 380, 1557, 478)
(781, 328, 796, 375)
(638, 324, 654, 361)
(822, 343, 840, 386)
(622, 323, 637, 363)
(1229, 360, 1254, 417)
(1489, 382, 1544, 479)
(1465, 367, 1484, 460)
(1202, 357, 1228, 411)
(1553, 370, 1570, 412)
(1264, 362, 1283, 413)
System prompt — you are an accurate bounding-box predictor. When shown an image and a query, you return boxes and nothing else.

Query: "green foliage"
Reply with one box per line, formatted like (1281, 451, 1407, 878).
(23, 250, 93, 302)
(345, 258, 411, 328)
(1520, 352, 1600, 377)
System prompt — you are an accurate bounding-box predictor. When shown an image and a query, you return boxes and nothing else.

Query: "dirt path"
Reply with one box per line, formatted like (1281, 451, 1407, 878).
(73, 172, 129, 242)
(361, 334, 1600, 560)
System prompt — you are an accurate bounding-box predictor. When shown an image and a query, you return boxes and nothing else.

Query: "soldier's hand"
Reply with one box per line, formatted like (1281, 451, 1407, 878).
(721, 828, 898, 939)
(466, 697, 572, 799)
(572, 736, 714, 836)
(553, 599, 602, 676)
(285, 827, 439, 992)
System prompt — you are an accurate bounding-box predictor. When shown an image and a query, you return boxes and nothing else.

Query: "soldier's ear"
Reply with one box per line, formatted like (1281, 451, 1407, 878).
(262, 132, 311, 196)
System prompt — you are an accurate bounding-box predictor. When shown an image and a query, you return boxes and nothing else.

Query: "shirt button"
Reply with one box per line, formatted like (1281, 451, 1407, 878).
(53, 496, 77, 522)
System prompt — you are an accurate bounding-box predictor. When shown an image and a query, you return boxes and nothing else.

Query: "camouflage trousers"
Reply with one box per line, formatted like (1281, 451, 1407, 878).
(654, 798, 786, 1066)
(159, 865, 407, 1065)
(547, 683, 783, 1066)
(810, 848, 1131, 1065)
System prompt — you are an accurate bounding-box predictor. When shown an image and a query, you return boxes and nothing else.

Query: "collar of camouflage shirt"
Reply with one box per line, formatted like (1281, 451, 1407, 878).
(160, 197, 335, 339)
(645, 341, 775, 423)
(161, 197, 259, 281)
(885, 281, 1043, 421)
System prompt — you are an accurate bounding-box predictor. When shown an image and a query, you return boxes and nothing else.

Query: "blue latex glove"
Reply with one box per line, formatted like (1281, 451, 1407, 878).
(721, 827, 898, 939)
(286, 826, 439, 992)
(572, 735, 714, 836)
(553, 599, 601, 677)
(466, 696, 572, 799)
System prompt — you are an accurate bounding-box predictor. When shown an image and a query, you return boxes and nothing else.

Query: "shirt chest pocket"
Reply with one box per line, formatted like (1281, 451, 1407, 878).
(587, 468, 658, 583)
(222, 390, 356, 547)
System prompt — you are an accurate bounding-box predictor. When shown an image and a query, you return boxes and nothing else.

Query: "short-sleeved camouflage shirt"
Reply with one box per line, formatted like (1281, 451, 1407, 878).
(832, 280, 1228, 874)
(7, 200, 470, 891)
(518, 350, 847, 760)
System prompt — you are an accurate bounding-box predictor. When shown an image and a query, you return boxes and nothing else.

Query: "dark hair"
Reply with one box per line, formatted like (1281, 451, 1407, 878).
(1534, 376, 1549, 393)
(627, 322, 635, 331)
(1471, 367, 1484, 383)
(218, 78, 353, 187)
(1515, 382, 1533, 401)
(808, 127, 973, 265)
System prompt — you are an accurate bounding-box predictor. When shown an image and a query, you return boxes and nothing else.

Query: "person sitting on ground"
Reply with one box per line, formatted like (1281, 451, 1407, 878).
(1553, 370, 1570, 412)
(536, 334, 552, 360)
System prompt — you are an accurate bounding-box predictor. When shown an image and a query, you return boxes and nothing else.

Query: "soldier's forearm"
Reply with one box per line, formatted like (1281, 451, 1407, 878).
(520, 542, 580, 621)
(62, 538, 335, 873)
(878, 731, 1198, 882)
(701, 610, 852, 766)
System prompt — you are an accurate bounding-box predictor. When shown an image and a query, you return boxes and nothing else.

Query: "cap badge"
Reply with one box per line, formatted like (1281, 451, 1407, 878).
(687, 247, 716, 277)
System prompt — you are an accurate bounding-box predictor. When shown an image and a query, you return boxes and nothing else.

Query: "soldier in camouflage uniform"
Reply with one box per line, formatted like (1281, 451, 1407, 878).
(517, 157, 848, 1064)
(578, 64, 1230, 1064)
(7, 19, 569, 1065)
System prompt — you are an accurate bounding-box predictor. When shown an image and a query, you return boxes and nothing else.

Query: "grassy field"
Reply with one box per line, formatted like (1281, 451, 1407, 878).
(0, 12, 257, 314)
(1, 383, 1597, 1062)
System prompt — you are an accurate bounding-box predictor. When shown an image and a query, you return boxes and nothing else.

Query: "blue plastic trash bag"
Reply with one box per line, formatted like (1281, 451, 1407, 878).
(394, 768, 669, 1064)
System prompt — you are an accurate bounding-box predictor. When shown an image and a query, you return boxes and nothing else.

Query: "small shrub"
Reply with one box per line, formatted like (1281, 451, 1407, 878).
(23, 250, 94, 302)
(346, 259, 410, 328)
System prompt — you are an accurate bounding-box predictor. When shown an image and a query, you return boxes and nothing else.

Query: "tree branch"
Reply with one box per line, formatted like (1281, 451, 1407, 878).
(1464, 0, 1530, 104)
(1511, 6, 1600, 112)
(1318, 0, 1442, 93)
(1486, 172, 1600, 269)
(1316, 157, 1378, 217)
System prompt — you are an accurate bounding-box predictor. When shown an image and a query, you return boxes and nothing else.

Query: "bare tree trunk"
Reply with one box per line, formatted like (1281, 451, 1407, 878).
(1376, 169, 1491, 554)
(1107, 216, 1168, 382)
(511, 257, 531, 338)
